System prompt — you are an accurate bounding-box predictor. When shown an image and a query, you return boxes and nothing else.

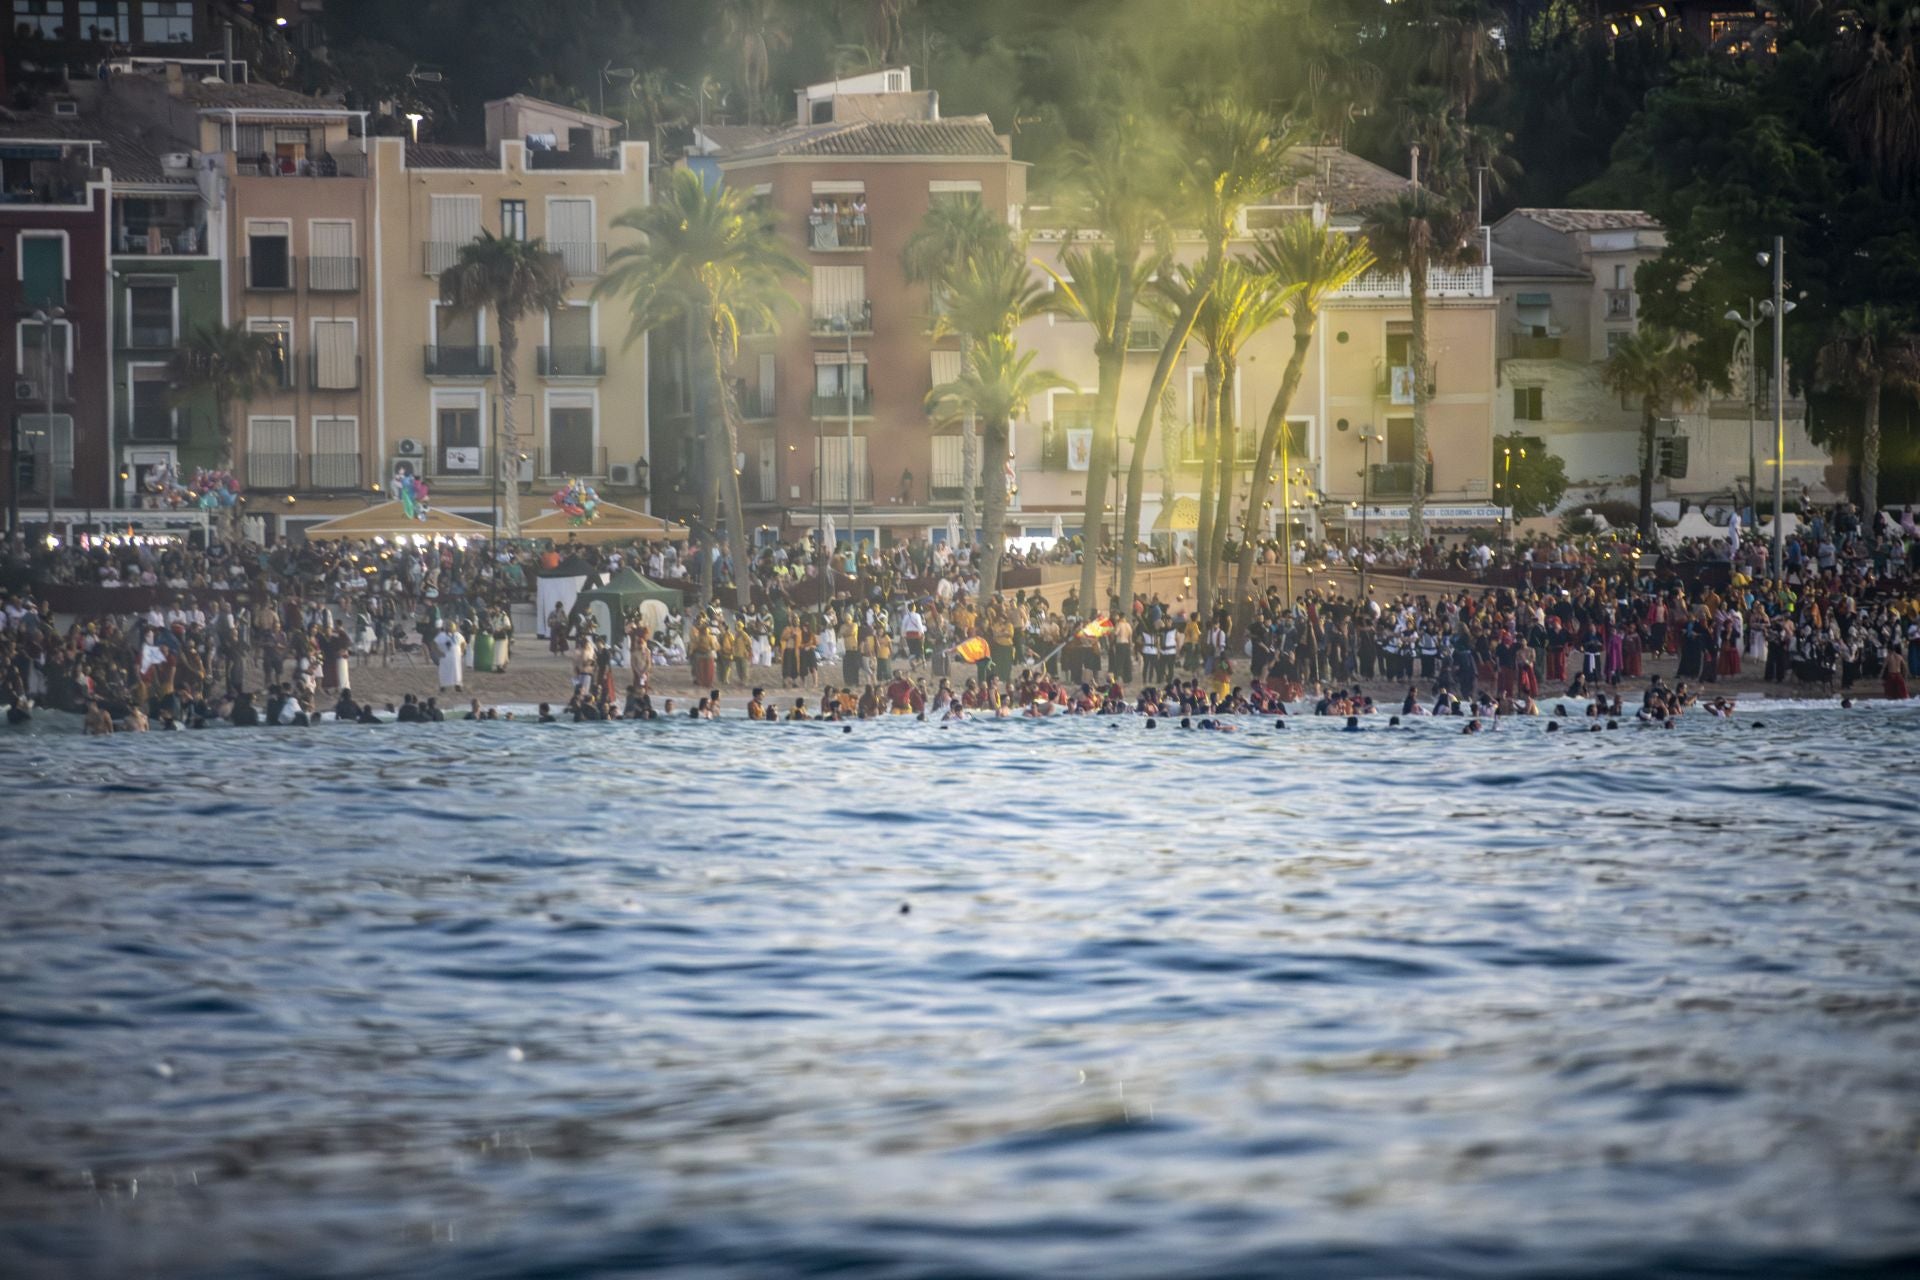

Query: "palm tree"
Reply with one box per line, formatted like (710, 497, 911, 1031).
(1600, 326, 1702, 537)
(1048, 121, 1172, 616)
(597, 169, 801, 610)
(439, 232, 570, 540)
(903, 194, 1014, 547)
(1234, 216, 1377, 626)
(1118, 102, 1295, 611)
(1814, 304, 1920, 524)
(926, 332, 1067, 595)
(1829, 1, 1920, 196)
(1361, 187, 1481, 543)
(169, 323, 280, 545)
(1153, 259, 1295, 616)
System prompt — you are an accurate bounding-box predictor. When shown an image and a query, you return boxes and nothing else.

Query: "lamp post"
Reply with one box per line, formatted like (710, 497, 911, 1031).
(1724, 300, 1761, 523)
(830, 313, 855, 563)
(1500, 442, 1525, 540)
(34, 307, 66, 546)
(1757, 240, 1789, 579)
(1357, 429, 1380, 600)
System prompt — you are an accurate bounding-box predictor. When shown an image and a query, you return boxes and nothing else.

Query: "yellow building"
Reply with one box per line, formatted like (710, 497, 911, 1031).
(367, 97, 651, 534)
(1015, 147, 1501, 550)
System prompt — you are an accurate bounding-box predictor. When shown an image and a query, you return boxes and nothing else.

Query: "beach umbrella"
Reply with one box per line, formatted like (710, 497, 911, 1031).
(946, 512, 961, 547)
(823, 513, 837, 547)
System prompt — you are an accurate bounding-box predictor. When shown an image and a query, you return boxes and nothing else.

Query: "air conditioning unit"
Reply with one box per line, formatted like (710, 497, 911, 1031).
(608, 463, 636, 486)
(390, 457, 420, 481)
(14, 381, 38, 402)
(517, 454, 536, 484)
(395, 437, 423, 457)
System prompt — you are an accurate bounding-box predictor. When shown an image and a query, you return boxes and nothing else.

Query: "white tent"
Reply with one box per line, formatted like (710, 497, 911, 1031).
(1661, 509, 1726, 549)
(536, 554, 593, 637)
(1757, 512, 1803, 540)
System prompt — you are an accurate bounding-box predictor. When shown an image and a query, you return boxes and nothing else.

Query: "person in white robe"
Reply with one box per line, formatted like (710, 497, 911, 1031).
(436, 623, 467, 692)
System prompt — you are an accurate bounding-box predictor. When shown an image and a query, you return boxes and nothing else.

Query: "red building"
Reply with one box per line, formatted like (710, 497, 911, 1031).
(2, 114, 114, 531)
(686, 68, 1027, 548)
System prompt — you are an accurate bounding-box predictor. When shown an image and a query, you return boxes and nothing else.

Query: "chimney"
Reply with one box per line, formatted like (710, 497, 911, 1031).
(165, 61, 185, 97)
(224, 21, 236, 84)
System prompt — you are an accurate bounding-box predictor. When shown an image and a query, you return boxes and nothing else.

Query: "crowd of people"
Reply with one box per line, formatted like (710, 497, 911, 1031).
(4, 499, 1917, 733)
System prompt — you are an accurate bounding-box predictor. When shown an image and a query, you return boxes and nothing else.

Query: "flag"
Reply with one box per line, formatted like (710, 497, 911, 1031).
(954, 636, 991, 663)
(1079, 616, 1113, 638)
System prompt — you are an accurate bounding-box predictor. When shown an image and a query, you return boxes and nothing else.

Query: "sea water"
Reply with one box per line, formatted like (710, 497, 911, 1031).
(2, 709, 1918, 1278)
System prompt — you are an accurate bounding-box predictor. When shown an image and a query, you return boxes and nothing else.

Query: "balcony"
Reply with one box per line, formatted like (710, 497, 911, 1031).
(811, 390, 873, 417)
(1375, 363, 1427, 403)
(1509, 332, 1563, 359)
(1335, 228, 1494, 300)
(810, 301, 873, 335)
(11, 460, 75, 502)
(308, 353, 362, 391)
(538, 345, 606, 378)
(424, 345, 495, 377)
(419, 446, 610, 483)
(309, 453, 364, 491)
(549, 241, 604, 278)
(119, 324, 177, 352)
(527, 147, 619, 171)
(307, 256, 362, 292)
(235, 151, 368, 178)
(532, 444, 608, 479)
(1605, 289, 1634, 320)
(1175, 426, 1263, 468)
(732, 377, 776, 420)
(809, 215, 872, 251)
(243, 256, 296, 291)
(811, 465, 874, 506)
(246, 451, 299, 490)
(116, 222, 208, 256)
(424, 444, 497, 483)
(1366, 462, 1432, 499)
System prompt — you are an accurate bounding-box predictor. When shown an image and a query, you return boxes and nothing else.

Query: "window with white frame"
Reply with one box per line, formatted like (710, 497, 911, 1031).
(546, 197, 596, 275)
(546, 392, 596, 476)
(18, 317, 73, 381)
(14, 414, 73, 496)
(247, 318, 293, 387)
(247, 417, 296, 488)
(434, 391, 483, 473)
(246, 220, 292, 289)
(19, 234, 67, 309)
(126, 277, 177, 349)
(128, 365, 175, 440)
(311, 319, 358, 390)
(311, 417, 360, 489)
(140, 0, 192, 43)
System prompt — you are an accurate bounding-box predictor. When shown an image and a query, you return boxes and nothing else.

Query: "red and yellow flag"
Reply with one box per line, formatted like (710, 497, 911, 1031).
(954, 636, 991, 663)
(1079, 616, 1114, 638)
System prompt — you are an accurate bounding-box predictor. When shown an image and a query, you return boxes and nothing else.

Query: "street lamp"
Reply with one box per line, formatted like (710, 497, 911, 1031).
(32, 306, 66, 545)
(1500, 442, 1526, 539)
(1724, 301, 1762, 523)
(1757, 241, 1791, 578)
(830, 313, 856, 561)
(1356, 429, 1381, 599)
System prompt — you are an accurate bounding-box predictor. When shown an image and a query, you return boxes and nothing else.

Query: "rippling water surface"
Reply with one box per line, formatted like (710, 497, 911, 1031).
(3, 709, 1919, 1279)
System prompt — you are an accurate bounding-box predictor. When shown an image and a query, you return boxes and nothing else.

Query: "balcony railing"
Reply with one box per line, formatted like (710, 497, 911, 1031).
(307, 256, 362, 292)
(527, 147, 619, 171)
(810, 215, 871, 251)
(116, 223, 208, 256)
(235, 151, 368, 178)
(811, 465, 874, 505)
(120, 324, 177, 351)
(1175, 426, 1263, 467)
(810, 301, 874, 335)
(1366, 462, 1432, 498)
(549, 241, 605, 277)
(811, 390, 873, 417)
(1375, 363, 1428, 403)
(309, 453, 364, 491)
(731, 377, 776, 419)
(20, 281, 67, 310)
(423, 241, 469, 275)
(420, 446, 610, 482)
(246, 451, 299, 490)
(1509, 333, 1563, 359)
(1336, 228, 1493, 299)
(424, 345, 495, 377)
(243, 256, 296, 291)
(1605, 289, 1634, 319)
(308, 353, 362, 391)
(533, 444, 609, 479)
(426, 444, 497, 482)
(538, 345, 606, 377)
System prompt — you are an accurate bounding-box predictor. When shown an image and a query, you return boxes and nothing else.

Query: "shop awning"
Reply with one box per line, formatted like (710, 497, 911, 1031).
(301, 501, 491, 541)
(521, 500, 690, 543)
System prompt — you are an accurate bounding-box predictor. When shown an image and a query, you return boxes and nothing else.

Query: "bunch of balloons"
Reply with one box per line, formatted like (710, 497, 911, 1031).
(396, 471, 432, 520)
(552, 476, 599, 526)
(191, 469, 241, 510)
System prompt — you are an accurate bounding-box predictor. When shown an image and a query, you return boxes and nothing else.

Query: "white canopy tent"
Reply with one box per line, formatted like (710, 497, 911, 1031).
(536, 554, 594, 638)
(1661, 510, 1727, 549)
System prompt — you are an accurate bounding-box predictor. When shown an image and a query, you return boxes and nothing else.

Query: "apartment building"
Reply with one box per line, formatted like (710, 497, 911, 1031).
(1491, 208, 1829, 509)
(1017, 146, 1501, 551)
(687, 67, 1027, 546)
(1, 110, 114, 521)
(366, 96, 650, 534)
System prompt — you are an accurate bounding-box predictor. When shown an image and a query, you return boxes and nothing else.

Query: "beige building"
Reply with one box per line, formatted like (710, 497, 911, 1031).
(1491, 208, 1830, 512)
(367, 98, 651, 533)
(1016, 147, 1502, 549)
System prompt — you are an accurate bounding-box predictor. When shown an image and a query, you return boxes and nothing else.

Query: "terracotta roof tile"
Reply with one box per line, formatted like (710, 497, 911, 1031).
(723, 118, 1007, 161)
(1510, 208, 1660, 234)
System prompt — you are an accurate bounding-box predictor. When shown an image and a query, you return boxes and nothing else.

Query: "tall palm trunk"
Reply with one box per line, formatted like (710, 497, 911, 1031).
(498, 316, 522, 540)
(1235, 318, 1313, 632)
(979, 417, 1011, 595)
(1638, 396, 1658, 537)
(216, 391, 240, 548)
(1207, 353, 1237, 599)
(1119, 247, 1220, 611)
(698, 310, 752, 611)
(1078, 269, 1137, 617)
(1861, 378, 1881, 524)
(961, 411, 978, 549)
(1195, 354, 1225, 618)
(1408, 248, 1430, 545)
